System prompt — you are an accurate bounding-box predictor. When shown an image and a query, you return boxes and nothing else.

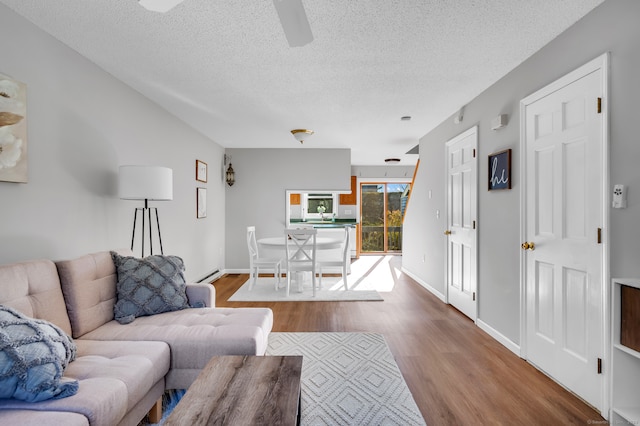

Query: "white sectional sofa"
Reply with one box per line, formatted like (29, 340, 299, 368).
(0, 250, 273, 425)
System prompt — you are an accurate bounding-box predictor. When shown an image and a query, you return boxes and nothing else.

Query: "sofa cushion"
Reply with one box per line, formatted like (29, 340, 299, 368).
(0, 340, 169, 426)
(110, 252, 190, 324)
(0, 409, 89, 426)
(0, 259, 72, 336)
(0, 305, 78, 402)
(79, 306, 274, 389)
(69, 340, 169, 410)
(56, 249, 132, 338)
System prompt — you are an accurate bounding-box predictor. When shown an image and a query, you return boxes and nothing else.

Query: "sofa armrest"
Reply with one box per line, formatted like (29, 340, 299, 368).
(185, 283, 215, 308)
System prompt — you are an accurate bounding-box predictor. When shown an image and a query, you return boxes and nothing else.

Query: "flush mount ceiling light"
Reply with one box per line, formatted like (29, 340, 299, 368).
(384, 158, 401, 164)
(138, 0, 185, 13)
(291, 129, 314, 144)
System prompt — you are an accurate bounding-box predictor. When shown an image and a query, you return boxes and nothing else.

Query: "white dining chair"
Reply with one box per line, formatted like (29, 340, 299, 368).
(317, 226, 350, 290)
(284, 228, 317, 297)
(247, 226, 282, 291)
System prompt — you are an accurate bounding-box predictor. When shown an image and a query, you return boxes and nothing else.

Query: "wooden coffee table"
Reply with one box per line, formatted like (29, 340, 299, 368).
(164, 355, 303, 426)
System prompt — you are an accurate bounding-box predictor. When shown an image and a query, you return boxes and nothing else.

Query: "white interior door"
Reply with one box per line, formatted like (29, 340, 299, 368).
(445, 126, 478, 320)
(521, 56, 606, 410)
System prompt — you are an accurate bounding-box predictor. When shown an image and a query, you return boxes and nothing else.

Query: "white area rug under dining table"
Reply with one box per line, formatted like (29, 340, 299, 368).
(228, 276, 383, 301)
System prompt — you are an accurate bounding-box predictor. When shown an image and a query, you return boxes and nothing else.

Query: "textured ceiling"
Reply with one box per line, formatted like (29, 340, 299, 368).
(0, 0, 605, 165)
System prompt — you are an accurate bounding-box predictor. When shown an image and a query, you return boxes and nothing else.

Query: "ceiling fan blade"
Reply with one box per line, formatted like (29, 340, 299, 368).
(138, 0, 185, 13)
(272, 0, 314, 47)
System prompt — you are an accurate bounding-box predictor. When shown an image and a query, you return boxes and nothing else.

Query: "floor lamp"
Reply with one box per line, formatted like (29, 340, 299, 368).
(119, 165, 173, 257)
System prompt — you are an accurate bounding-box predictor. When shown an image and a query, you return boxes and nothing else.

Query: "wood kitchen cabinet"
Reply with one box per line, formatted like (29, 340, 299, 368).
(339, 176, 357, 205)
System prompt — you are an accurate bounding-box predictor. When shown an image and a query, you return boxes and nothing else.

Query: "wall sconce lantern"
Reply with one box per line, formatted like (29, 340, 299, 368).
(224, 154, 235, 186)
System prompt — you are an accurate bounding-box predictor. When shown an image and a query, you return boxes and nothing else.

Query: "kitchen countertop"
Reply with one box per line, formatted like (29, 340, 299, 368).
(289, 219, 357, 228)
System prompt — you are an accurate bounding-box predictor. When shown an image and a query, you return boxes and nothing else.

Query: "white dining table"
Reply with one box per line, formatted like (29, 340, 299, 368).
(257, 236, 343, 292)
(257, 236, 342, 250)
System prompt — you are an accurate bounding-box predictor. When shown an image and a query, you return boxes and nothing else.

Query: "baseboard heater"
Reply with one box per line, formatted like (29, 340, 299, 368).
(197, 268, 221, 283)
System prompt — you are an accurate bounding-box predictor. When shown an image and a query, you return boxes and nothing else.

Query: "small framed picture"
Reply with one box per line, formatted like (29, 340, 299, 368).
(196, 160, 207, 183)
(197, 187, 207, 218)
(488, 149, 512, 190)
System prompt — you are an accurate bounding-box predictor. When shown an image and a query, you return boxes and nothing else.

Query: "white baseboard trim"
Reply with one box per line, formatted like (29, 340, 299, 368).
(222, 269, 249, 275)
(401, 267, 446, 302)
(476, 319, 521, 357)
(196, 268, 221, 283)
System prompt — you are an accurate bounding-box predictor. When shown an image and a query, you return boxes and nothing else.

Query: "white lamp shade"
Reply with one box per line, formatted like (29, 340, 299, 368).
(119, 166, 173, 201)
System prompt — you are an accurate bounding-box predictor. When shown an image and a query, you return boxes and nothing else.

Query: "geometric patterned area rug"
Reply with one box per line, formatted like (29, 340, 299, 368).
(228, 277, 383, 302)
(266, 332, 426, 425)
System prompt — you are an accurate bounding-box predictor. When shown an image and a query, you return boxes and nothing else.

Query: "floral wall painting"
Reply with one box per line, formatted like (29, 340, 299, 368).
(196, 159, 207, 183)
(0, 74, 27, 183)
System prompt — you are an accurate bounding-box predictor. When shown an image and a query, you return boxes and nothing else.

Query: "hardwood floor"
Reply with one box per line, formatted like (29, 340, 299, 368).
(213, 257, 606, 425)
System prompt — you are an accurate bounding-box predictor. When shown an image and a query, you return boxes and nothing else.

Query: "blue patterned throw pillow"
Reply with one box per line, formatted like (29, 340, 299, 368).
(0, 305, 78, 402)
(111, 252, 191, 324)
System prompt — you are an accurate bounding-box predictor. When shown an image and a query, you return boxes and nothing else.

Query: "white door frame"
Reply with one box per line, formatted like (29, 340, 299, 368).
(445, 125, 479, 321)
(519, 52, 610, 416)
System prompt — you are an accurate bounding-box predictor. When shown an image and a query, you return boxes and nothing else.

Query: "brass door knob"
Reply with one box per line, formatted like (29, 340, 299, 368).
(444, 230, 452, 235)
(521, 242, 535, 250)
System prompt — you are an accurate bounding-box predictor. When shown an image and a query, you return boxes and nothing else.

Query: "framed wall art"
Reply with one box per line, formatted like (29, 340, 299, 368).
(488, 149, 511, 190)
(197, 187, 207, 218)
(196, 159, 207, 183)
(0, 73, 28, 183)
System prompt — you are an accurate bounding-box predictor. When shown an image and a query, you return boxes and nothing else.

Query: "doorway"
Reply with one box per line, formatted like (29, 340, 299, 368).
(360, 183, 410, 253)
(445, 126, 478, 321)
(520, 54, 608, 412)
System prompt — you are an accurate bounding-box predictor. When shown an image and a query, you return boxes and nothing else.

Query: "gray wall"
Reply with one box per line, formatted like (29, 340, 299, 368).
(403, 0, 640, 345)
(0, 5, 226, 282)
(352, 165, 416, 179)
(224, 148, 350, 270)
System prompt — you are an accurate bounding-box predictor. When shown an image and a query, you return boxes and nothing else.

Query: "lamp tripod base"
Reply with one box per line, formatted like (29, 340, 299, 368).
(130, 199, 164, 257)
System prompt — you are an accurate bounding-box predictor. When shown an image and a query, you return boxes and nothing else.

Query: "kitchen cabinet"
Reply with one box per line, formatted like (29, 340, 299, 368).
(339, 176, 357, 205)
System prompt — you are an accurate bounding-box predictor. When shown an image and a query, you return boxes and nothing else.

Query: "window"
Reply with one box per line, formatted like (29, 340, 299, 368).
(360, 183, 410, 252)
(303, 193, 337, 220)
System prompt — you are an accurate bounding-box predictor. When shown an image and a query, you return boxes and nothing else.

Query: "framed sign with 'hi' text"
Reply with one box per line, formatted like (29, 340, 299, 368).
(488, 149, 511, 190)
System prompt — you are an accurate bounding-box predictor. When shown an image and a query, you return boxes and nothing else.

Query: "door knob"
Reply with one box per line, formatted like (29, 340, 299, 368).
(444, 230, 452, 235)
(521, 242, 535, 250)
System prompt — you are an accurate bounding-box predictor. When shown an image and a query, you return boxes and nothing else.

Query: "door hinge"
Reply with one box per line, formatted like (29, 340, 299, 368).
(597, 228, 602, 244)
(597, 358, 602, 374)
(597, 97, 602, 114)
(472, 292, 476, 301)
(473, 220, 476, 229)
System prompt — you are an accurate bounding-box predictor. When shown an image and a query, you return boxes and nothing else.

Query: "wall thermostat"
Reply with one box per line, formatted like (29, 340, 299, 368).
(613, 184, 627, 209)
